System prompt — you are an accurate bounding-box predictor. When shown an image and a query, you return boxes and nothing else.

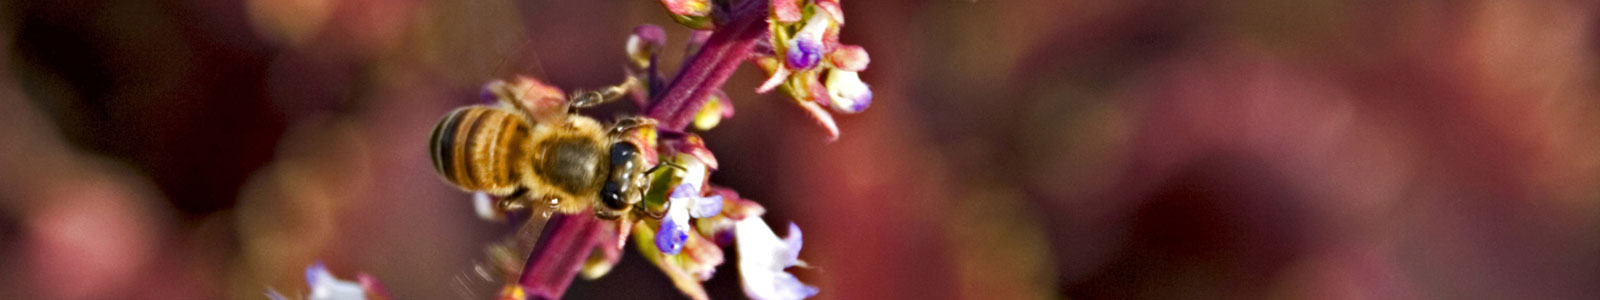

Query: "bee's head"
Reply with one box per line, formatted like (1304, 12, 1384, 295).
(597, 141, 648, 219)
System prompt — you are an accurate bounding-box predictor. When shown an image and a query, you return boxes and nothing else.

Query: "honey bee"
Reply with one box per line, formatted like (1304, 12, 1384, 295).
(429, 77, 656, 219)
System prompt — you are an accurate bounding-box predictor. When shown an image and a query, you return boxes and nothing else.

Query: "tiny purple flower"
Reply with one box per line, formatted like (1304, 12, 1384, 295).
(784, 39, 823, 70)
(783, 13, 831, 70)
(656, 202, 692, 255)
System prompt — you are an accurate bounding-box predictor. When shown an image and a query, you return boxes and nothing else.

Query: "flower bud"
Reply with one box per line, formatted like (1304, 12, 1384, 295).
(692, 90, 733, 130)
(817, 0, 844, 24)
(771, 0, 804, 23)
(824, 70, 871, 114)
(626, 25, 667, 69)
(827, 44, 870, 72)
(658, 0, 715, 29)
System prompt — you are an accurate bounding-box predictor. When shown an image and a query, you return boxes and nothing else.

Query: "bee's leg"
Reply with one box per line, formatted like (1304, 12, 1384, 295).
(570, 77, 640, 109)
(496, 187, 532, 212)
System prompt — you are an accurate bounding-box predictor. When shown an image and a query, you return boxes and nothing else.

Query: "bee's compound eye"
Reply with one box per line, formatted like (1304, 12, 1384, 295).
(609, 142, 640, 166)
(601, 141, 643, 210)
(600, 181, 628, 210)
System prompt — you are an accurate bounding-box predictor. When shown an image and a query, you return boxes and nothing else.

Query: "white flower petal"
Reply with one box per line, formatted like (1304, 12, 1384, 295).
(306, 263, 367, 300)
(737, 219, 816, 300)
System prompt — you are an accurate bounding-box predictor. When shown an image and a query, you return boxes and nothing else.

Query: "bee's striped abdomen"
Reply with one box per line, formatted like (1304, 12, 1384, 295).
(430, 105, 532, 195)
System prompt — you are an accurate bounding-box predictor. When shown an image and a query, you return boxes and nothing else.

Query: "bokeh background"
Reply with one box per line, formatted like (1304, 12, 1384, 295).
(4, 0, 1600, 299)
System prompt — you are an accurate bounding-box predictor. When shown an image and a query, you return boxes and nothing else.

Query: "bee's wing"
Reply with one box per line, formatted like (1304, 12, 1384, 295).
(484, 77, 571, 125)
(453, 194, 559, 300)
(506, 200, 558, 256)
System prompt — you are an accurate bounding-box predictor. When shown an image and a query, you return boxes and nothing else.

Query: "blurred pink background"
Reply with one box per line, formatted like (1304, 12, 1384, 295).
(3, 0, 1600, 299)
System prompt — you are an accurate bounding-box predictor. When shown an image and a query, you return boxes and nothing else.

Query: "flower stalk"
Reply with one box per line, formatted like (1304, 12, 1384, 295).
(515, 211, 606, 300)
(646, 0, 770, 131)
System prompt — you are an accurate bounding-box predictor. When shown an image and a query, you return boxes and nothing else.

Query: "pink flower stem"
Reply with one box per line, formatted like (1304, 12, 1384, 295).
(646, 0, 771, 131)
(517, 211, 604, 299)
(517, 1, 772, 297)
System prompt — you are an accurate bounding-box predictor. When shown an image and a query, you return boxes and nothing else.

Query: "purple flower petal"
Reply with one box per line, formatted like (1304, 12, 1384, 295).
(784, 38, 823, 70)
(783, 223, 803, 265)
(657, 209, 691, 255)
(691, 194, 725, 219)
(670, 182, 700, 200)
(783, 14, 831, 70)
